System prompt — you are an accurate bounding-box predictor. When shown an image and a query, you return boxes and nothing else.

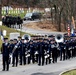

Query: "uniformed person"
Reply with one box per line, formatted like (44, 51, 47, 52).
(29, 40, 35, 64)
(17, 14, 23, 29)
(12, 39, 19, 67)
(1, 38, 10, 71)
(38, 38, 45, 66)
(26, 38, 30, 64)
(9, 39, 14, 53)
(48, 40, 52, 64)
(51, 40, 58, 63)
(59, 42, 65, 61)
(65, 41, 71, 59)
(44, 39, 49, 65)
(9, 39, 14, 64)
(34, 39, 39, 63)
(19, 39, 26, 65)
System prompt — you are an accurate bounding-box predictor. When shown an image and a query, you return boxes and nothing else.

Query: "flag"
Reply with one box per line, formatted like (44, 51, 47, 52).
(68, 24, 70, 36)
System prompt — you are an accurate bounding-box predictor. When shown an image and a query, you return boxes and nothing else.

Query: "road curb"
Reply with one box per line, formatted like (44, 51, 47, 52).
(59, 68, 76, 75)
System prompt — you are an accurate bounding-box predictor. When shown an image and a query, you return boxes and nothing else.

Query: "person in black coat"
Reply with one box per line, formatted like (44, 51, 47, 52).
(1, 38, 10, 71)
(47, 40, 52, 64)
(19, 39, 26, 65)
(59, 42, 65, 61)
(25, 39, 30, 64)
(51, 40, 58, 63)
(34, 40, 39, 63)
(38, 38, 45, 66)
(29, 40, 35, 64)
(44, 39, 49, 65)
(12, 39, 19, 67)
(9, 39, 14, 64)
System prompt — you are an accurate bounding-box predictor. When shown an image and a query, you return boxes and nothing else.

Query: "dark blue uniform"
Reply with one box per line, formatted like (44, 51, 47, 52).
(12, 43, 19, 67)
(59, 42, 65, 61)
(38, 42, 45, 66)
(26, 42, 30, 64)
(51, 43, 58, 63)
(9, 43, 14, 64)
(29, 42, 35, 64)
(2, 43, 10, 71)
(65, 41, 71, 59)
(48, 42, 52, 64)
(19, 42, 26, 65)
(44, 42, 49, 65)
(34, 42, 39, 63)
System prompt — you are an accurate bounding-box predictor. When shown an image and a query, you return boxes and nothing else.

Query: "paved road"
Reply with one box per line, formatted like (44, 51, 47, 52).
(0, 53, 76, 75)
(19, 20, 65, 35)
(17, 26, 64, 36)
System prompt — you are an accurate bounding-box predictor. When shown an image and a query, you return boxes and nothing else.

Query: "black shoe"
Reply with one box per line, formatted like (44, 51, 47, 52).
(16, 65, 18, 67)
(20, 64, 22, 65)
(12, 65, 14, 67)
(49, 61, 51, 64)
(2, 69, 5, 71)
(6, 69, 9, 71)
(24, 63, 26, 65)
(38, 64, 40, 66)
(42, 64, 44, 66)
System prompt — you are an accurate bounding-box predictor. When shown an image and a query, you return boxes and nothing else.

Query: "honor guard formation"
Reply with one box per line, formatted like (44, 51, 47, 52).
(2, 14, 23, 29)
(1, 34, 76, 71)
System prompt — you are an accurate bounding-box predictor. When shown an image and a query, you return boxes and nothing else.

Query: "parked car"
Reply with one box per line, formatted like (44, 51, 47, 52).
(23, 12, 41, 20)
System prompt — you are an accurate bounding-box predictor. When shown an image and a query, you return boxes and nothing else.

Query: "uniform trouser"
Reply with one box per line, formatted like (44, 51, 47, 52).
(20, 54, 26, 65)
(30, 54, 35, 63)
(74, 48, 76, 56)
(52, 55, 57, 63)
(63, 50, 65, 60)
(60, 50, 65, 61)
(35, 54, 38, 62)
(67, 50, 71, 59)
(12, 54, 18, 67)
(66, 50, 70, 59)
(52, 49, 57, 63)
(72, 49, 75, 57)
(27, 56, 30, 64)
(3, 56, 9, 70)
(68, 50, 71, 59)
(38, 54, 44, 65)
(46, 54, 51, 65)
(48, 52, 51, 64)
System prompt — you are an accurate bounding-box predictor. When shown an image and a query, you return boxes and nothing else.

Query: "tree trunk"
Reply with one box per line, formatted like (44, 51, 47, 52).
(58, 12, 61, 31)
(0, 4, 2, 21)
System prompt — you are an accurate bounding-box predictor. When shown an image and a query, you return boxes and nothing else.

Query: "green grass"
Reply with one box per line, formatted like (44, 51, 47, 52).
(0, 25, 25, 37)
(62, 70, 76, 75)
